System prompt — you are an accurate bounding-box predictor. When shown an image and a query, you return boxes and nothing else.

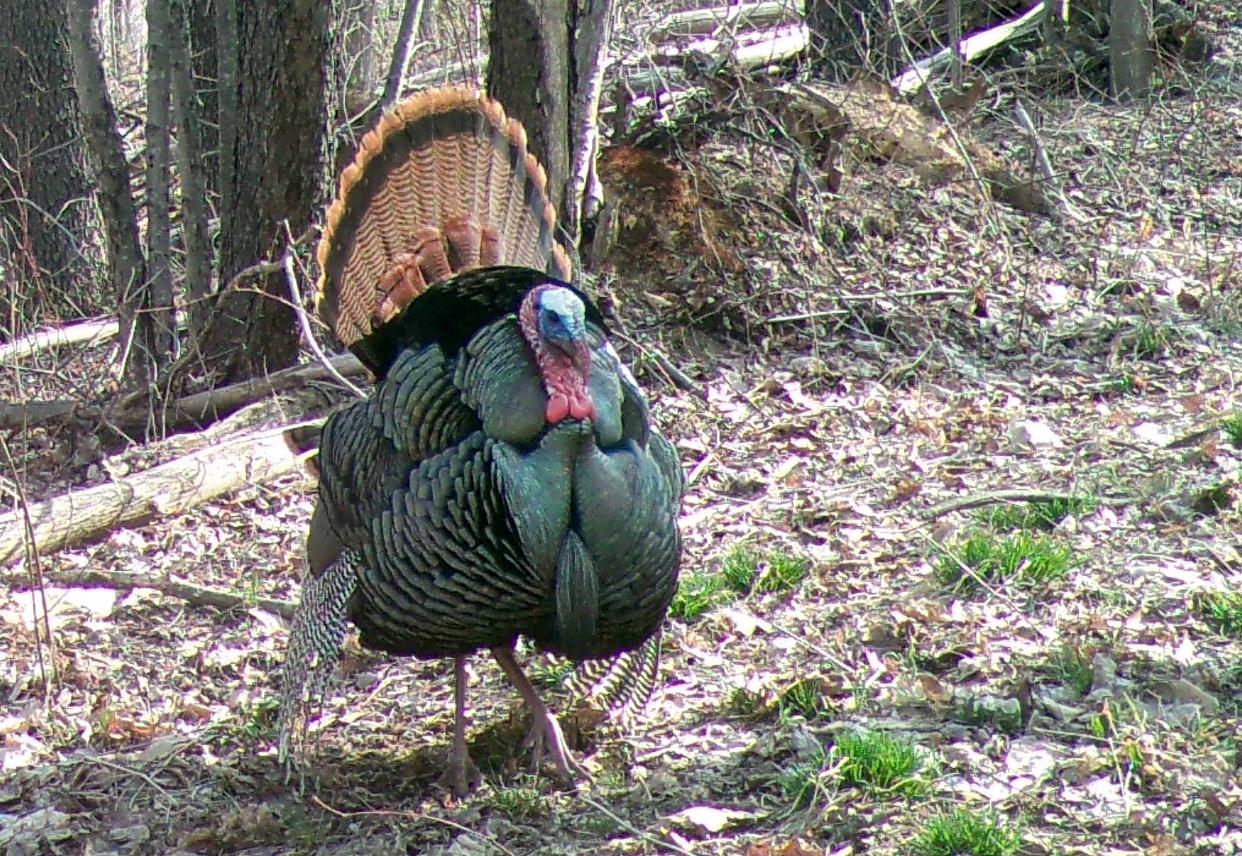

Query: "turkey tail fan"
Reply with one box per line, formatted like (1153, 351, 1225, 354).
(315, 86, 574, 371)
(565, 630, 664, 721)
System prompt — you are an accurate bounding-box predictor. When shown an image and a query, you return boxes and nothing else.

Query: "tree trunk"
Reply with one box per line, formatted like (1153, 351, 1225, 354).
(487, 0, 572, 225)
(0, 0, 99, 332)
(170, 0, 214, 337)
(1110, 0, 1152, 101)
(343, 0, 380, 97)
(64, 0, 146, 371)
(805, 0, 903, 82)
(379, 0, 425, 113)
(144, 0, 177, 376)
(566, 0, 614, 242)
(215, 0, 237, 228)
(188, 0, 220, 200)
(198, 0, 329, 383)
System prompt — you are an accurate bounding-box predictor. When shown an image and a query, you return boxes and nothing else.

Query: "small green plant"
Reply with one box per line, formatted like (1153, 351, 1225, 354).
(238, 696, 281, 740)
(726, 686, 771, 719)
(668, 568, 729, 621)
(1197, 590, 1242, 635)
(1048, 644, 1094, 695)
(1222, 412, 1242, 448)
(978, 496, 1097, 532)
(935, 532, 1074, 593)
(777, 745, 828, 809)
(755, 551, 811, 593)
(1131, 321, 1171, 359)
(530, 658, 576, 691)
(779, 678, 828, 722)
(488, 779, 550, 819)
(832, 730, 927, 796)
(912, 808, 1021, 856)
(721, 545, 760, 594)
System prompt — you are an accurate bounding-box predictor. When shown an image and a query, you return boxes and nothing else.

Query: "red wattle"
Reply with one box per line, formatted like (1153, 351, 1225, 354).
(546, 393, 571, 423)
(570, 396, 596, 420)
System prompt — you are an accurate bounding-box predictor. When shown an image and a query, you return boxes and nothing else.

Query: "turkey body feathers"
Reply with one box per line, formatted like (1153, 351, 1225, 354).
(317, 278, 682, 661)
(281, 86, 684, 788)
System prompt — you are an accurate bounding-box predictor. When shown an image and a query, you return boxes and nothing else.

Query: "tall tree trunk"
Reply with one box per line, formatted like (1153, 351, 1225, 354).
(144, 0, 177, 376)
(0, 0, 99, 332)
(487, 0, 616, 258)
(487, 0, 571, 235)
(171, 0, 213, 336)
(188, 0, 219, 200)
(1110, 0, 1152, 101)
(215, 0, 237, 230)
(805, 0, 903, 82)
(199, 0, 329, 383)
(379, 0, 425, 113)
(65, 0, 146, 372)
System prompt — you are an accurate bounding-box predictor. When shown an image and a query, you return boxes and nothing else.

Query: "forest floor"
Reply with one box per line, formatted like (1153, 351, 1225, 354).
(3, 9, 1242, 856)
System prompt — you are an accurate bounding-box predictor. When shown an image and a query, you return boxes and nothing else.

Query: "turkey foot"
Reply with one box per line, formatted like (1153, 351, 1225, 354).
(491, 646, 588, 781)
(437, 657, 484, 796)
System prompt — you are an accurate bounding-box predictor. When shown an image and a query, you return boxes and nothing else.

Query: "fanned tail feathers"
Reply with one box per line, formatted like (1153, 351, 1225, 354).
(315, 86, 573, 366)
(277, 552, 358, 765)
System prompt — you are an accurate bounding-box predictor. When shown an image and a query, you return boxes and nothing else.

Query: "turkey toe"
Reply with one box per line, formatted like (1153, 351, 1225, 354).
(437, 752, 484, 796)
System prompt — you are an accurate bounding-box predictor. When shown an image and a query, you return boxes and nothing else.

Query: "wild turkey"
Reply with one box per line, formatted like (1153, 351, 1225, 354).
(278, 87, 685, 794)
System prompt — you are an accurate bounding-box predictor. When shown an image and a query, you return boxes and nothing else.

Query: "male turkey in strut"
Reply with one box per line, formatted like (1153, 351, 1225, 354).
(278, 87, 684, 795)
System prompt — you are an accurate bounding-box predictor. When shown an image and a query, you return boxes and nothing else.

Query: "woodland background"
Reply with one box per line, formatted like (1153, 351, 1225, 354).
(0, 0, 1240, 854)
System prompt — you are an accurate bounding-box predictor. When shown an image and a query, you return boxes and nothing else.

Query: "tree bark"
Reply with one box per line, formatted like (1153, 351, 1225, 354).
(143, 0, 177, 377)
(487, 0, 572, 226)
(188, 0, 220, 200)
(64, 0, 146, 369)
(0, 0, 98, 331)
(566, 0, 614, 241)
(1110, 0, 1152, 100)
(805, 0, 903, 81)
(215, 0, 238, 228)
(199, 0, 329, 383)
(170, 0, 214, 337)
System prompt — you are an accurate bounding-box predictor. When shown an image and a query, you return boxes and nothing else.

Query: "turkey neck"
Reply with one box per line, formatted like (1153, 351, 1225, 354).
(518, 285, 596, 425)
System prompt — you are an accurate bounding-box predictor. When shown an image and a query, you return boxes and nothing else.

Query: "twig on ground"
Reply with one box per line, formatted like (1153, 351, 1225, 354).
(578, 794, 695, 856)
(309, 796, 518, 856)
(922, 489, 1136, 521)
(610, 330, 703, 397)
(5, 567, 298, 619)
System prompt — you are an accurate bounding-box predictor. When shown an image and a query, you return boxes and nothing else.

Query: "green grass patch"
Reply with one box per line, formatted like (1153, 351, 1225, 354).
(977, 496, 1096, 532)
(669, 568, 730, 620)
(1131, 321, 1172, 360)
(832, 730, 928, 796)
(487, 779, 550, 819)
(720, 545, 760, 593)
(1223, 412, 1242, 448)
(755, 551, 812, 593)
(671, 544, 811, 620)
(912, 808, 1022, 856)
(529, 658, 576, 691)
(1048, 644, 1094, 695)
(778, 678, 829, 722)
(1197, 590, 1242, 635)
(935, 531, 1075, 593)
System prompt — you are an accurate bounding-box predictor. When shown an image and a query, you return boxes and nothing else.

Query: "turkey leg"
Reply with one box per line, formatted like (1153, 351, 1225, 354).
(437, 656, 483, 795)
(490, 646, 587, 779)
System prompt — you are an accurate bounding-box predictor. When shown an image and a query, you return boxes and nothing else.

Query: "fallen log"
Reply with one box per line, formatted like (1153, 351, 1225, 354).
(0, 318, 119, 365)
(6, 567, 297, 619)
(0, 416, 323, 566)
(649, 0, 804, 42)
(0, 353, 365, 433)
(891, 1, 1047, 94)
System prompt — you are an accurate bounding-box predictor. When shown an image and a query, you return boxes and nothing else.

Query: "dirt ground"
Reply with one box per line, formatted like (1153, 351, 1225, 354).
(3, 6, 1241, 855)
